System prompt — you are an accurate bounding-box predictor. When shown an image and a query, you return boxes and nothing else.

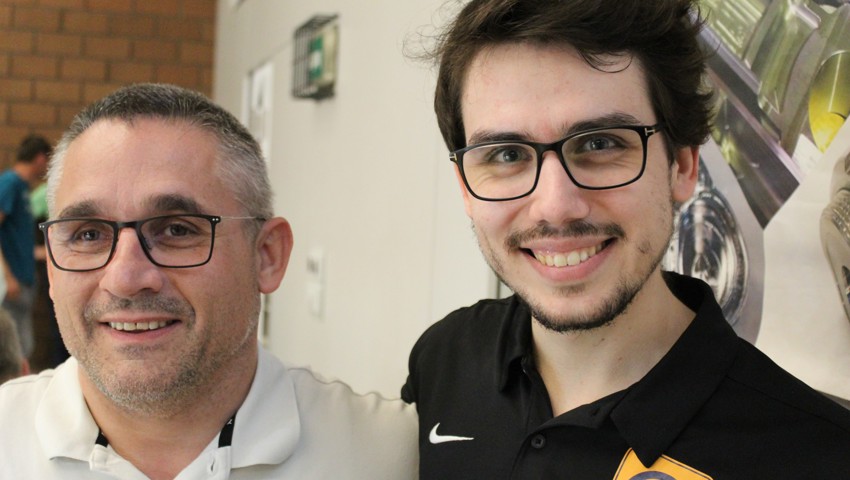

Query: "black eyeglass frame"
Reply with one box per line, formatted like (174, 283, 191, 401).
(449, 124, 664, 202)
(39, 214, 265, 272)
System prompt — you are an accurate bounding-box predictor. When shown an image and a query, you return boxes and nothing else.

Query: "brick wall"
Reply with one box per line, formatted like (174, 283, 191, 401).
(0, 0, 217, 168)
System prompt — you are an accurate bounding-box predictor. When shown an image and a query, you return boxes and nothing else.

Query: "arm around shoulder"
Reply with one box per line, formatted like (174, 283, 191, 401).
(288, 367, 419, 479)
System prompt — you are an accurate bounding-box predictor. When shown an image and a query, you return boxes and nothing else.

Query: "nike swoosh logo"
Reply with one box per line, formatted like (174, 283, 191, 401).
(429, 422, 474, 444)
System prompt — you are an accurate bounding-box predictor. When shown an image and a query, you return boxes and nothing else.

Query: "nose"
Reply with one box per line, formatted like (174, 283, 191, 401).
(98, 228, 164, 298)
(526, 151, 591, 225)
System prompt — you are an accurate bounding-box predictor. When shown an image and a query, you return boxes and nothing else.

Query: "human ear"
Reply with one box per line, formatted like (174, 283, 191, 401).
(671, 146, 699, 203)
(255, 217, 293, 294)
(454, 164, 474, 217)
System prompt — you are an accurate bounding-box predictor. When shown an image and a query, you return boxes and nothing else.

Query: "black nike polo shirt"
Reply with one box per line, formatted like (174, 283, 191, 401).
(402, 272, 850, 479)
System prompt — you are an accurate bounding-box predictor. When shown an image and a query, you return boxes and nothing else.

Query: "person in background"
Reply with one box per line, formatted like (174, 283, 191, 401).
(0, 83, 417, 479)
(30, 180, 69, 370)
(0, 308, 30, 384)
(0, 134, 50, 360)
(402, 0, 850, 477)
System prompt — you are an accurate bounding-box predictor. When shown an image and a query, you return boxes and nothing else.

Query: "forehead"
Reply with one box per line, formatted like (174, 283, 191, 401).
(461, 42, 653, 140)
(54, 118, 236, 218)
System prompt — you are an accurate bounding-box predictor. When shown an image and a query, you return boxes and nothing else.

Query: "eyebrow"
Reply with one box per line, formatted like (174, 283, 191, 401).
(56, 200, 99, 219)
(466, 112, 648, 146)
(151, 194, 204, 215)
(565, 112, 645, 135)
(55, 194, 204, 220)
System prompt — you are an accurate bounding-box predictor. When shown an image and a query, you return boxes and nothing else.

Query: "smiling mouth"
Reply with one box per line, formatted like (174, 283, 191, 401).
(108, 320, 176, 332)
(527, 240, 610, 267)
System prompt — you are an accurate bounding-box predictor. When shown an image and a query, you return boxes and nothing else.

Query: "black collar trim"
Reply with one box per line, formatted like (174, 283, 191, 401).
(93, 413, 238, 449)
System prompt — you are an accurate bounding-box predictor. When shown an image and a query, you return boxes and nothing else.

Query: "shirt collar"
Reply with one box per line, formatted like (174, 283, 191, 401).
(611, 273, 741, 466)
(228, 347, 301, 468)
(35, 347, 302, 470)
(495, 295, 532, 391)
(36, 357, 99, 461)
(494, 272, 742, 466)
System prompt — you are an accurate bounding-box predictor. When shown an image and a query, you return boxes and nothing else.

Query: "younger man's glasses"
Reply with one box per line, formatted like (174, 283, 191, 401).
(450, 124, 663, 201)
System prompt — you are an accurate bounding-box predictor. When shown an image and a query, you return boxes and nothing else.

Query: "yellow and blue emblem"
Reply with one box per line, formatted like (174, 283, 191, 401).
(612, 449, 712, 480)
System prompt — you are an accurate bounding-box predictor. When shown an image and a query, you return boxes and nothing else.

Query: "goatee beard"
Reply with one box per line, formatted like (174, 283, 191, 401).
(525, 277, 640, 333)
(491, 218, 671, 334)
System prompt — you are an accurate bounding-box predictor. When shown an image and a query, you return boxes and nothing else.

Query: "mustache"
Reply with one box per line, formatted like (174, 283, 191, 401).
(84, 295, 195, 322)
(505, 221, 625, 250)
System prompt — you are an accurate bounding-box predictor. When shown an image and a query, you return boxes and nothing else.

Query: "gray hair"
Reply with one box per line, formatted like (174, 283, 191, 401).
(0, 309, 24, 384)
(47, 83, 273, 223)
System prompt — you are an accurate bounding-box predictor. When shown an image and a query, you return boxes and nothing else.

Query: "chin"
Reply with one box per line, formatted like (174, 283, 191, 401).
(531, 307, 618, 333)
(518, 280, 640, 334)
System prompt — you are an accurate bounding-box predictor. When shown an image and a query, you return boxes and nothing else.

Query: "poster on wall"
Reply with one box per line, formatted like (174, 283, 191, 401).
(665, 0, 850, 400)
(246, 61, 274, 162)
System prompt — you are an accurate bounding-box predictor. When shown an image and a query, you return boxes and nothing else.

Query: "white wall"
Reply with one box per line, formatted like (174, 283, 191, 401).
(213, 0, 494, 397)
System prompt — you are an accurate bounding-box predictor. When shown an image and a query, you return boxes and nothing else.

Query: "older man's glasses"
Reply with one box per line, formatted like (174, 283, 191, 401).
(450, 124, 663, 201)
(39, 214, 263, 272)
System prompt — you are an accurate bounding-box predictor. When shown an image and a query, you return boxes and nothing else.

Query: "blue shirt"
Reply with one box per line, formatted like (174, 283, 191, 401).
(0, 170, 35, 286)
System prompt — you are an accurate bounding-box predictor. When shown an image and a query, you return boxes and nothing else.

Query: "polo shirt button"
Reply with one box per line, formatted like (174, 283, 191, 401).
(530, 434, 546, 449)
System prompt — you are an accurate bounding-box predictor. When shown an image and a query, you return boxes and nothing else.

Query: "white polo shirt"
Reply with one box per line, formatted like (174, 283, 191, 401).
(0, 348, 418, 479)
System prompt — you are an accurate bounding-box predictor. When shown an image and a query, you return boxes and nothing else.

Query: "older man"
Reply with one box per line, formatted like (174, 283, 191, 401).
(0, 83, 417, 479)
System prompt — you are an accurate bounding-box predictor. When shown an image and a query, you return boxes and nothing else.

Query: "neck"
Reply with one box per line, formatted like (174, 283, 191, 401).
(80, 348, 258, 480)
(532, 271, 694, 415)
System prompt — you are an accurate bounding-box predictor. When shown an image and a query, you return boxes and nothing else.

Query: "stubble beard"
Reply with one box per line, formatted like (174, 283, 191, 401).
(69, 294, 258, 417)
(478, 213, 674, 334)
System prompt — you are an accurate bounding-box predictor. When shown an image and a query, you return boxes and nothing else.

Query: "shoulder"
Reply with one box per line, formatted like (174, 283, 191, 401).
(403, 296, 525, 403)
(408, 296, 525, 369)
(413, 296, 521, 352)
(681, 342, 850, 472)
(0, 172, 26, 214)
(0, 360, 82, 428)
(726, 342, 850, 434)
(0, 369, 55, 410)
(0, 370, 56, 471)
(288, 366, 417, 425)
(731, 341, 850, 418)
(285, 366, 418, 479)
(0, 171, 23, 192)
(0, 172, 18, 206)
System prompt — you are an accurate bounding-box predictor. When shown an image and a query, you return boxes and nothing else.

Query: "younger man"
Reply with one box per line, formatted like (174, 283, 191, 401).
(403, 0, 850, 477)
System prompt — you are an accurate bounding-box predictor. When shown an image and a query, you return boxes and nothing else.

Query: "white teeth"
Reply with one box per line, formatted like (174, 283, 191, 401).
(109, 321, 171, 331)
(533, 244, 602, 268)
